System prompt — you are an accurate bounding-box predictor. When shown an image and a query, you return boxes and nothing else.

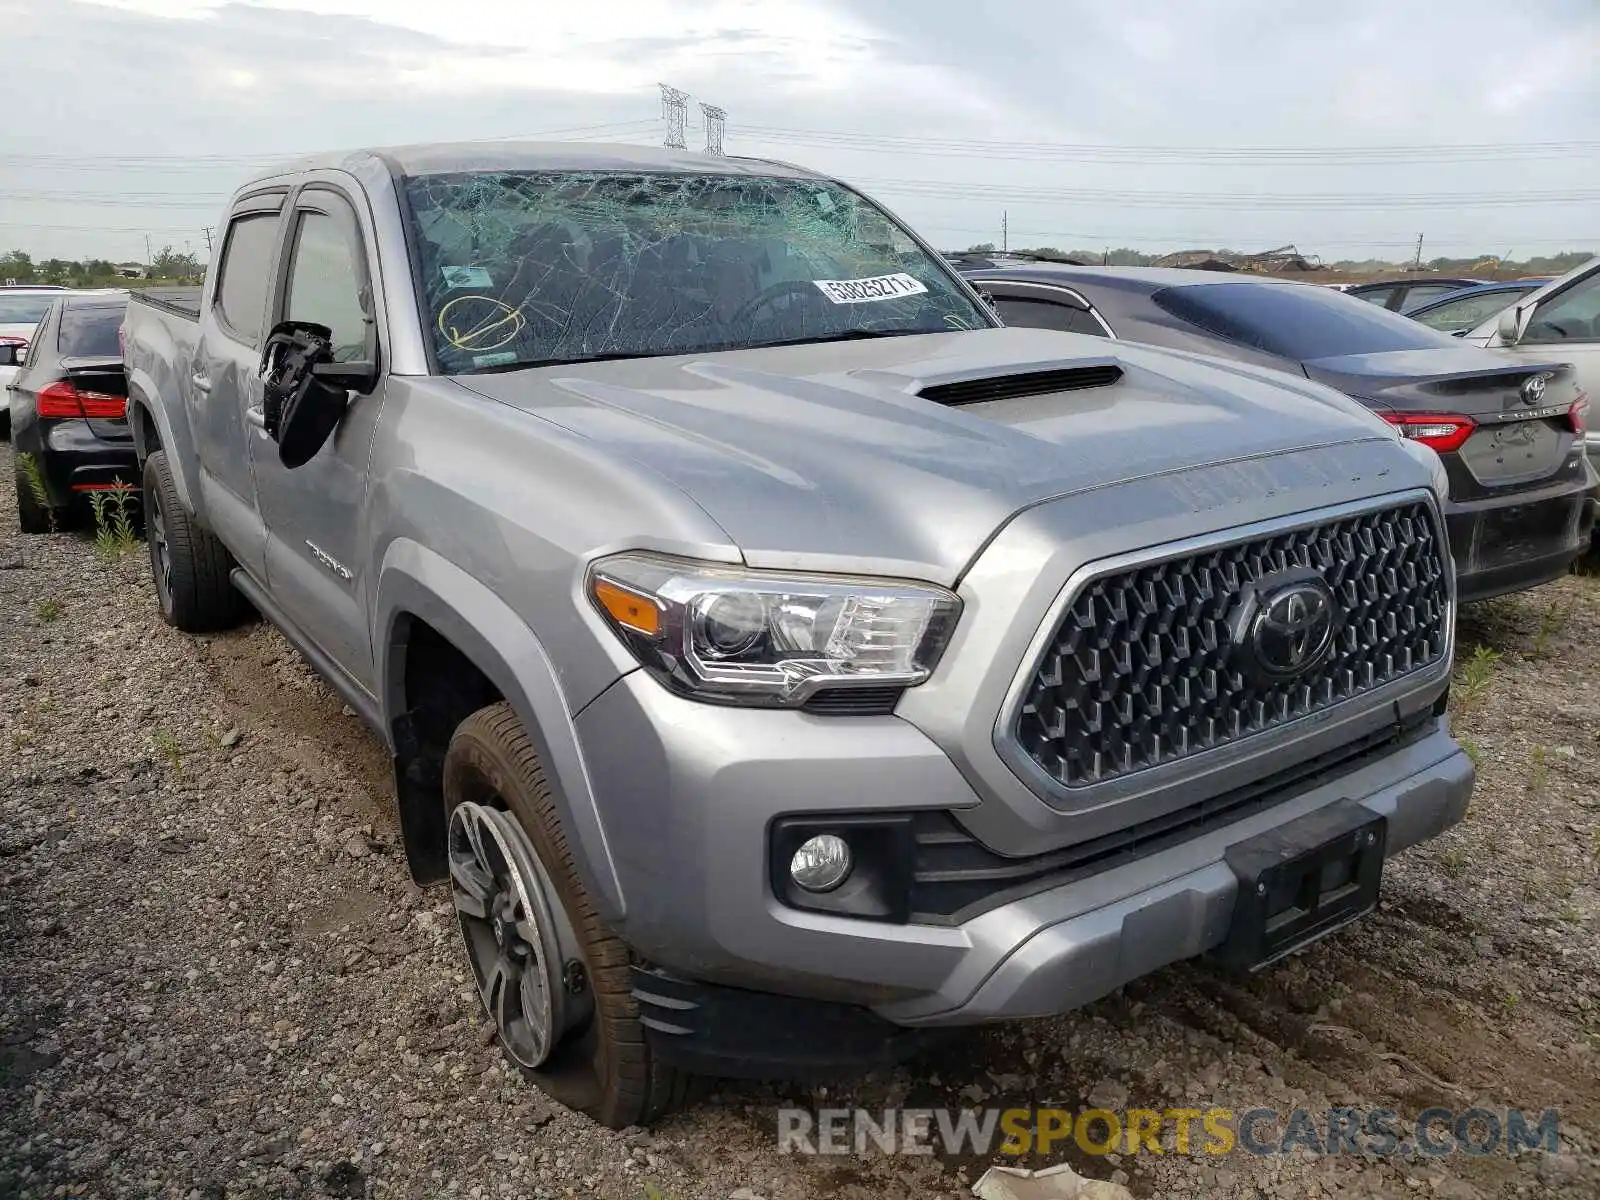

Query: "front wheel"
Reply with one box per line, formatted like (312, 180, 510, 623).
(442, 703, 692, 1129)
(142, 450, 249, 632)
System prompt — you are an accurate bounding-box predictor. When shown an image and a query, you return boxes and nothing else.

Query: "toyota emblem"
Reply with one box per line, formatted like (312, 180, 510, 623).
(1248, 579, 1337, 679)
(1521, 373, 1548, 406)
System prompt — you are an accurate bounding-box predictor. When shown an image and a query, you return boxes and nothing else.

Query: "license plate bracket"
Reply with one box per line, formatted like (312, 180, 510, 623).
(1208, 799, 1387, 972)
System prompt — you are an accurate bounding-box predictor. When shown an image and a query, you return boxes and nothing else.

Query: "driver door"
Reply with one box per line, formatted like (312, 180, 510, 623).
(248, 184, 386, 698)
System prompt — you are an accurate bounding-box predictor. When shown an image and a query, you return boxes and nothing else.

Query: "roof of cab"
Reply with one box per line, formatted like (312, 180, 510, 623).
(258, 140, 822, 182)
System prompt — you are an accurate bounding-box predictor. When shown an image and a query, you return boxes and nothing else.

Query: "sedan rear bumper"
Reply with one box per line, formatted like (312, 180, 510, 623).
(1443, 476, 1595, 603)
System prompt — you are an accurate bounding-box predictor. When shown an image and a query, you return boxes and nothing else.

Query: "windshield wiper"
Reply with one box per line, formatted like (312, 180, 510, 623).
(462, 350, 664, 374)
(757, 329, 926, 350)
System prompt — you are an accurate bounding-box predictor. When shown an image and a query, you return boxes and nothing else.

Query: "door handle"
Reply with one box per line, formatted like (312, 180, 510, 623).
(191, 372, 212, 394)
(245, 407, 266, 429)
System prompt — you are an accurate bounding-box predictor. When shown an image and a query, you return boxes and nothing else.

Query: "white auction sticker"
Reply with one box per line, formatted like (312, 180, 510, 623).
(812, 273, 929, 304)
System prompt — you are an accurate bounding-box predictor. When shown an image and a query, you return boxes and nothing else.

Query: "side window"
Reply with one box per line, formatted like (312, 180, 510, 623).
(215, 213, 281, 345)
(1523, 273, 1600, 344)
(284, 208, 369, 360)
(1352, 287, 1395, 307)
(992, 296, 1108, 337)
(1401, 284, 1462, 309)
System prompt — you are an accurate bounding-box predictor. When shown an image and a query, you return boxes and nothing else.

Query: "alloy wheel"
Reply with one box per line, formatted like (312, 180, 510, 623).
(448, 801, 590, 1069)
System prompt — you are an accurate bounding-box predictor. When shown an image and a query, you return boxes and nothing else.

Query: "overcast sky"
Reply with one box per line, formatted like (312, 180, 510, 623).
(2, 0, 1597, 263)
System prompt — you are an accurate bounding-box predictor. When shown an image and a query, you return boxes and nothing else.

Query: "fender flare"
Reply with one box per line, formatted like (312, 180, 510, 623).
(125, 372, 199, 517)
(375, 538, 626, 921)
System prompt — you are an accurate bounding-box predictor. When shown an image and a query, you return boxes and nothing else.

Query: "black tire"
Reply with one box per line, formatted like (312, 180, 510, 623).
(142, 450, 249, 632)
(15, 459, 56, 534)
(443, 703, 692, 1129)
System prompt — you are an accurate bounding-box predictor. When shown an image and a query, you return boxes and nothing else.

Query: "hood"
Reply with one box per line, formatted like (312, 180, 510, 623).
(454, 326, 1421, 580)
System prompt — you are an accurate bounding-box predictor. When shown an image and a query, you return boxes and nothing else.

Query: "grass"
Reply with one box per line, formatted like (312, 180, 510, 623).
(35, 598, 61, 623)
(89, 483, 141, 561)
(1527, 745, 1549, 798)
(1453, 645, 1503, 711)
(1459, 737, 1483, 769)
(16, 452, 56, 533)
(1440, 847, 1469, 879)
(1502, 989, 1522, 1016)
(1530, 599, 1572, 661)
(151, 729, 183, 773)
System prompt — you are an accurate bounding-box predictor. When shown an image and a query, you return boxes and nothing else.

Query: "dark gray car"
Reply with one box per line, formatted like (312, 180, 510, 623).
(964, 264, 1596, 602)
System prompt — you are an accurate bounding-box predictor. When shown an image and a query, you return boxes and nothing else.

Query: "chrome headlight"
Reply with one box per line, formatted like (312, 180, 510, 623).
(586, 552, 961, 706)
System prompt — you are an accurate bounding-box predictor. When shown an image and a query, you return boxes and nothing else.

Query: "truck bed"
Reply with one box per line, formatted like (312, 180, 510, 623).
(130, 286, 203, 321)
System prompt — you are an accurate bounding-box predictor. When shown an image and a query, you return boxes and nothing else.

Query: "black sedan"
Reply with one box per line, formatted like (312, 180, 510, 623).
(1342, 276, 1483, 311)
(9, 290, 137, 534)
(963, 264, 1595, 603)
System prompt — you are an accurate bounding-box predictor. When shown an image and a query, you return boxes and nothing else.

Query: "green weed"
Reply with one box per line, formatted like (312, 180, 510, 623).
(89, 483, 141, 561)
(1454, 645, 1503, 711)
(1528, 745, 1549, 798)
(1440, 848, 1469, 879)
(1459, 738, 1482, 769)
(16, 452, 56, 532)
(152, 729, 183, 773)
(1531, 599, 1571, 660)
(35, 599, 61, 623)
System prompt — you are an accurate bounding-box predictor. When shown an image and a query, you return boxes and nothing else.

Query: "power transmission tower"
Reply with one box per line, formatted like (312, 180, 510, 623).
(1002, 211, 1008, 253)
(700, 103, 726, 155)
(202, 226, 214, 255)
(658, 84, 689, 149)
(1412, 233, 1424, 271)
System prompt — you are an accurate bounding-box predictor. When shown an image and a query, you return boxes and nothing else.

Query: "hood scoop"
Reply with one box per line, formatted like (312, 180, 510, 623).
(914, 363, 1123, 407)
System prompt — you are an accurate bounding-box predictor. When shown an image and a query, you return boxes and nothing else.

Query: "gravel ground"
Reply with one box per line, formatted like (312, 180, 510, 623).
(1, 437, 1596, 1200)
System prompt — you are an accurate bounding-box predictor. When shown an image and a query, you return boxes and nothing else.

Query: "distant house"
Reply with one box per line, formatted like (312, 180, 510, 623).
(115, 263, 149, 279)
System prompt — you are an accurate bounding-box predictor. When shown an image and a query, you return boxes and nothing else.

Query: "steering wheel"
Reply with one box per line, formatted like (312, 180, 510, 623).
(726, 279, 830, 329)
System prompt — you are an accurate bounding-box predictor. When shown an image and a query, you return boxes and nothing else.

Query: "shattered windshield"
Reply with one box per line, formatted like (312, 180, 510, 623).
(401, 170, 993, 374)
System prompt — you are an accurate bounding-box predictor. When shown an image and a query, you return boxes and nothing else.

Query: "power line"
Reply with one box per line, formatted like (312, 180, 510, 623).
(734, 124, 1600, 165)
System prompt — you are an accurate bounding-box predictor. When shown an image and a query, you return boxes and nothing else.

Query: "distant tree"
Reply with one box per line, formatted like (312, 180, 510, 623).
(0, 250, 36, 283)
(151, 245, 202, 282)
(965, 242, 997, 253)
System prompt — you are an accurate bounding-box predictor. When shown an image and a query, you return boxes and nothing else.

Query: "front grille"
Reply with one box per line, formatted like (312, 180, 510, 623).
(1013, 500, 1449, 790)
(911, 708, 1432, 923)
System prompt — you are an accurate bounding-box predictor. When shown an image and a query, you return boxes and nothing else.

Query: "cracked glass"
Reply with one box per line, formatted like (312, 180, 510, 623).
(400, 170, 993, 374)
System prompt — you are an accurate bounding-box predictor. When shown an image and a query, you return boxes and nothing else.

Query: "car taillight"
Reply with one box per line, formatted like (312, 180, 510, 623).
(36, 380, 126, 420)
(1380, 412, 1476, 454)
(1571, 393, 1589, 436)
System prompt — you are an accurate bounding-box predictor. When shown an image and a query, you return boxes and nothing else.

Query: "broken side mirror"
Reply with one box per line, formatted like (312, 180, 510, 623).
(1497, 306, 1523, 346)
(259, 320, 377, 469)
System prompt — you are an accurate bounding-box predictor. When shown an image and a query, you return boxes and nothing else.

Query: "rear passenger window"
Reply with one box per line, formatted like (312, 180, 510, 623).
(284, 210, 369, 360)
(993, 297, 1108, 337)
(215, 213, 280, 345)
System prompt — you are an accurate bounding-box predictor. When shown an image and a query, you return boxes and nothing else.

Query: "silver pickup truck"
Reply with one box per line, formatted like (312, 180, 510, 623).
(122, 141, 1474, 1129)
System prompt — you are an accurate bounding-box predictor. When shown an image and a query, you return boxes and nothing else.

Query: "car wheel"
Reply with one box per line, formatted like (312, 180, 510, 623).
(443, 702, 692, 1129)
(142, 450, 249, 632)
(15, 458, 57, 534)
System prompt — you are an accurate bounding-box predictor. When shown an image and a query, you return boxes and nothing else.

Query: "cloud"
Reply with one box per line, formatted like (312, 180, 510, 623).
(2, 0, 1596, 261)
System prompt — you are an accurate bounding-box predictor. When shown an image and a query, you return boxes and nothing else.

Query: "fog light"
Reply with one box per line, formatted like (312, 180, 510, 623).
(789, 834, 852, 892)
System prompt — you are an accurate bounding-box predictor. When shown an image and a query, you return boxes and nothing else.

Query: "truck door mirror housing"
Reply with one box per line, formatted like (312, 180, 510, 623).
(260, 320, 377, 468)
(1497, 305, 1523, 345)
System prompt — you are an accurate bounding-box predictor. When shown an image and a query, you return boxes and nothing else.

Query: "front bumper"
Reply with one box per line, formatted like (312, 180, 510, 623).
(1443, 476, 1595, 603)
(581, 670, 1473, 1027)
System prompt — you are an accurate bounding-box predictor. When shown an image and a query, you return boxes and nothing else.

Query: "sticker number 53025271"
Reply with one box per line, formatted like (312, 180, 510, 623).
(812, 273, 930, 304)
